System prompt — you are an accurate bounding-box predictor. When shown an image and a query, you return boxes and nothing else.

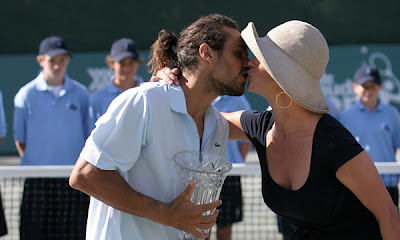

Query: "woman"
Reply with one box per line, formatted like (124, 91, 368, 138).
(156, 20, 400, 239)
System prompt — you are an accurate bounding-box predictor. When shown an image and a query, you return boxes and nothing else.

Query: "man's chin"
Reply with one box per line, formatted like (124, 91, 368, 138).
(227, 86, 245, 96)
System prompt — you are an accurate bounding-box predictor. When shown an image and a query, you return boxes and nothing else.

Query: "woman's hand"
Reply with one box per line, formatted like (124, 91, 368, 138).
(149, 67, 180, 86)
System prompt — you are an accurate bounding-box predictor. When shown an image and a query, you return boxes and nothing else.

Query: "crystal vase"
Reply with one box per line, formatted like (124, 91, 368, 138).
(173, 151, 232, 240)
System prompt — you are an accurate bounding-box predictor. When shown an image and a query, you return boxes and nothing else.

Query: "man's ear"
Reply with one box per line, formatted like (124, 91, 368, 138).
(352, 82, 358, 91)
(199, 43, 215, 64)
(105, 55, 115, 69)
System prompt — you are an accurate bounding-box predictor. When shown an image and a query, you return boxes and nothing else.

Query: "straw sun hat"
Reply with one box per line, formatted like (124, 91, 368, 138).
(241, 20, 330, 113)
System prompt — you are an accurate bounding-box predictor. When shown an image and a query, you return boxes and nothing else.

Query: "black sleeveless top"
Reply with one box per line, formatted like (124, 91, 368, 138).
(241, 110, 382, 240)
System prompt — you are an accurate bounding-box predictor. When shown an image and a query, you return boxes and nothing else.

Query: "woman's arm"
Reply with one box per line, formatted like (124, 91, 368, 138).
(221, 111, 249, 141)
(336, 151, 400, 240)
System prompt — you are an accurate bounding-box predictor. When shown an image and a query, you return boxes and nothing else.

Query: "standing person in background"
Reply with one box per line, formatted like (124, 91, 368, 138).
(0, 90, 7, 237)
(325, 95, 340, 119)
(13, 36, 90, 240)
(90, 38, 144, 128)
(0, 90, 6, 147)
(210, 95, 252, 240)
(340, 65, 400, 207)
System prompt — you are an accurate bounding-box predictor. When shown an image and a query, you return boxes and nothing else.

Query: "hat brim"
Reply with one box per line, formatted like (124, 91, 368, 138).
(45, 49, 70, 57)
(241, 22, 329, 114)
(355, 76, 380, 85)
(113, 52, 142, 63)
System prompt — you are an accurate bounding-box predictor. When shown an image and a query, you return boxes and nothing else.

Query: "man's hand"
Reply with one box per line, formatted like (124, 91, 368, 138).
(149, 67, 180, 86)
(166, 180, 221, 239)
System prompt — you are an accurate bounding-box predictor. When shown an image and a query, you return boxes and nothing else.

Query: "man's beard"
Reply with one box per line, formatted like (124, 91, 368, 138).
(206, 74, 246, 96)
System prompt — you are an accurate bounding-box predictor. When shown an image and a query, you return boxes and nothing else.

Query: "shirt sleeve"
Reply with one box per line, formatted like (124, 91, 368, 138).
(89, 93, 102, 132)
(318, 116, 363, 174)
(81, 89, 91, 140)
(80, 89, 149, 174)
(13, 88, 27, 142)
(0, 91, 6, 138)
(390, 106, 400, 148)
(240, 110, 273, 147)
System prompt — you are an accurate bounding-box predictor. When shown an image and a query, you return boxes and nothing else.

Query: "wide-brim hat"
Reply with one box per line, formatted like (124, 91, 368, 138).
(241, 21, 330, 113)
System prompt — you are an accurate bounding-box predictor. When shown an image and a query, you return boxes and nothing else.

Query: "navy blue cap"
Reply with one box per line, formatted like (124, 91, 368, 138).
(38, 36, 70, 57)
(353, 65, 381, 85)
(110, 38, 140, 62)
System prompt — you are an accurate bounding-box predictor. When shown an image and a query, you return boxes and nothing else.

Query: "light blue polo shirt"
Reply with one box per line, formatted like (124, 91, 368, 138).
(325, 96, 340, 119)
(0, 91, 6, 138)
(340, 100, 400, 187)
(212, 95, 251, 163)
(89, 75, 144, 129)
(14, 71, 90, 165)
(80, 81, 229, 240)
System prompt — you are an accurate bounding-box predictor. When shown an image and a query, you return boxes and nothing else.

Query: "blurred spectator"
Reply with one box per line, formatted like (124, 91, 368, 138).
(340, 65, 400, 207)
(325, 95, 340, 119)
(90, 38, 144, 129)
(210, 95, 252, 240)
(0, 90, 7, 237)
(0, 90, 6, 147)
(13, 36, 90, 239)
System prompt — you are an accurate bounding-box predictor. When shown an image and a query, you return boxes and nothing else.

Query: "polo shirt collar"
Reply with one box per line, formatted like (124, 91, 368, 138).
(168, 85, 218, 119)
(168, 85, 188, 114)
(356, 99, 384, 112)
(35, 71, 72, 92)
(106, 80, 123, 94)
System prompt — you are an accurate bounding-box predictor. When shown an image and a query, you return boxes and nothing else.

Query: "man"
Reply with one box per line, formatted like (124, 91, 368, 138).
(340, 65, 400, 207)
(69, 14, 249, 240)
(90, 38, 144, 128)
(13, 36, 90, 240)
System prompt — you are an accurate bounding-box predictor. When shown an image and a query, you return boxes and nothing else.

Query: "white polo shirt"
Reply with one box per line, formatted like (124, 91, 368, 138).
(80, 81, 229, 240)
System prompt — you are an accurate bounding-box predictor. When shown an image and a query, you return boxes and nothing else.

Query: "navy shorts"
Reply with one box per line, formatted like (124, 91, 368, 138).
(216, 176, 243, 226)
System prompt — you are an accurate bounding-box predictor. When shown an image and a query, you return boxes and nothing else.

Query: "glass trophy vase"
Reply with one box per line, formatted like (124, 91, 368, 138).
(173, 151, 232, 240)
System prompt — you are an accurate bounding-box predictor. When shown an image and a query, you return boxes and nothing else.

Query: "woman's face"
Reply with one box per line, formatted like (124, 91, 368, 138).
(246, 57, 275, 95)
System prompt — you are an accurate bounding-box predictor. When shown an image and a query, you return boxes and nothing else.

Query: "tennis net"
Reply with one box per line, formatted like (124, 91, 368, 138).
(0, 162, 399, 240)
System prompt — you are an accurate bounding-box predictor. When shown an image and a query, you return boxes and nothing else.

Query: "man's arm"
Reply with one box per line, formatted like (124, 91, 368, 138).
(69, 156, 221, 239)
